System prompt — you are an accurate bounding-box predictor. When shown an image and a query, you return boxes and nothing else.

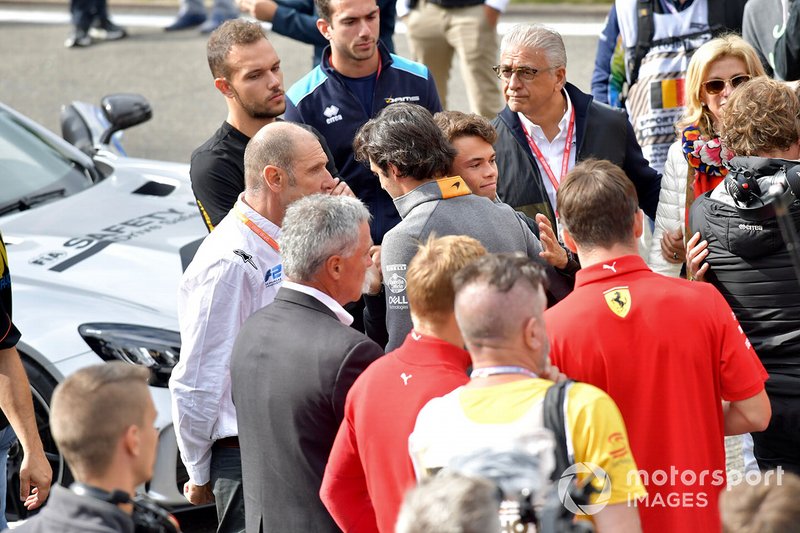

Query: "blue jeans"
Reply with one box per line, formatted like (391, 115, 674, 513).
(0, 425, 18, 530)
(210, 446, 245, 533)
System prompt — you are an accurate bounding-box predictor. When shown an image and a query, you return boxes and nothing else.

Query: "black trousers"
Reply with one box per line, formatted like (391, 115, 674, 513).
(69, 0, 108, 31)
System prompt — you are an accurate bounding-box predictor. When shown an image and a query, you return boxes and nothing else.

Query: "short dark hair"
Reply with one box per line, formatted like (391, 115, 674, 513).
(433, 111, 498, 145)
(353, 103, 456, 181)
(557, 159, 638, 249)
(314, 0, 334, 22)
(207, 19, 268, 79)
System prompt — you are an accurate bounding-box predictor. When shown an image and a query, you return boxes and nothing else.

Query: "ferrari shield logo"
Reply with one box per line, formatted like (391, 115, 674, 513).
(603, 287, 631, 318)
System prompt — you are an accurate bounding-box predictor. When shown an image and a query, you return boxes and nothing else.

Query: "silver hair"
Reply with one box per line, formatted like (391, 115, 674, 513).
(395, 471, 501, 533)
(500, 24, 567, 69)
(279, 194, 371, 282)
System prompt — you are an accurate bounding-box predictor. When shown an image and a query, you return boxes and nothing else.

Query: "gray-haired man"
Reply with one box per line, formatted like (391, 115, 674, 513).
(230, 194, 384, 533)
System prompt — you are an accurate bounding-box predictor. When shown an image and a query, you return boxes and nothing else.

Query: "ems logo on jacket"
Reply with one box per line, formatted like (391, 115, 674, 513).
(603, 286, 631, 318)
(387, 272, 407, 294)
(323, 105, 342, 125)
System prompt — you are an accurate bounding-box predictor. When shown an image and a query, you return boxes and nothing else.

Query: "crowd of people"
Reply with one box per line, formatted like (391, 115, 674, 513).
(7, 0, 800, 532)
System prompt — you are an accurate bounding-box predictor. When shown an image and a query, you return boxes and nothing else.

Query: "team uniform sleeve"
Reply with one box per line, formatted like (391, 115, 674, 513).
(380, 232, 416, 352)
(773, 0, 800, 80)
(0, 239, 20, 350)
(190, 151, 242, 231)
(567, 383, 647, 505)
(170, 261, 258, 485)
(711, 289, 769, 401)
(320, 387, 380, 533)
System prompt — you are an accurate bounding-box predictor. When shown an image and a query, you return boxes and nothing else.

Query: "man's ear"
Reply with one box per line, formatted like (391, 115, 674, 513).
(264, 165, 284, 192)
(325, 254, 343, 280)
(214, 77, 234, 98)
(523, 316, 541, 352)
(633, 209, 644, 239)
(554, 66, 567, 91)
(317, 18, 332, 40)
(121, 424, 141, 458)
(562, 228, 578, 254)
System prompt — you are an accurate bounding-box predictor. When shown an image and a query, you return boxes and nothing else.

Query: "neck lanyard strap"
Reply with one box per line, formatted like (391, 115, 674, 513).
(234, 207, 280, 253)
(523, 107, 576, 194)
(470, 365, 539, 380)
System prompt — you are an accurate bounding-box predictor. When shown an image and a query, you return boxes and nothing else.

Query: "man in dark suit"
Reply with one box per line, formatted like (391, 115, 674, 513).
(230, 194, 384, 533)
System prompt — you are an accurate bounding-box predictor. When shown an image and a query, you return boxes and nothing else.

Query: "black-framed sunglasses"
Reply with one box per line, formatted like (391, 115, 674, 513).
(492, 65, 556, 82)
(702, 75, 751, 95)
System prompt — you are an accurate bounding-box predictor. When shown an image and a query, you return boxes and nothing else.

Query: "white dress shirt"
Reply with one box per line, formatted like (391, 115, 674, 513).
(170, 194, 282, 485)
(281, 280, 354, 326)
(518, 91, 577, 214)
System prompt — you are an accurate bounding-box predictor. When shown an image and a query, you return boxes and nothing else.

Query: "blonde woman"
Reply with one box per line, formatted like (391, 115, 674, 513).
(647, 35, 766, 276)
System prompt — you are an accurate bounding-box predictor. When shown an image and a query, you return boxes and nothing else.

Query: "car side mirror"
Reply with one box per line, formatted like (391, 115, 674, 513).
(99, 93, 152, 145)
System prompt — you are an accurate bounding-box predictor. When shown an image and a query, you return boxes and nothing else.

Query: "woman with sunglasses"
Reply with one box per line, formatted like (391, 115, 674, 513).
(648, 35, 766, 277)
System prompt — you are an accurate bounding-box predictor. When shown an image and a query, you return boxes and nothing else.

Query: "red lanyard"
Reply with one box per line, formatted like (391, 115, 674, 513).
(234, 207, 280, 253)
(523, 107, 576, 194)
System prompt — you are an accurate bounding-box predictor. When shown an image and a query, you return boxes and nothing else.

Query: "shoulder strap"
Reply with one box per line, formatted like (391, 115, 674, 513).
(629, 0, 655, 86)
(543, 379, 573, 482)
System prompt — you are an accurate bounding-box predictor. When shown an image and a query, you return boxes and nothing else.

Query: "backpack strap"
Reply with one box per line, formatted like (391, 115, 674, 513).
(543, 379, 574, 483)
(628, 0, 655, 86)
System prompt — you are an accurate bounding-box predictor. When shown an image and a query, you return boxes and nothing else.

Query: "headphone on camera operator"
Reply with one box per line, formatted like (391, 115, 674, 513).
(724, 156, 800, 220)
(70, 482, 181, 533)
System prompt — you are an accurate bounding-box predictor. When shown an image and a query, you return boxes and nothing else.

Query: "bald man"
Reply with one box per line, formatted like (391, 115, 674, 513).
(171, 122, 342, 532)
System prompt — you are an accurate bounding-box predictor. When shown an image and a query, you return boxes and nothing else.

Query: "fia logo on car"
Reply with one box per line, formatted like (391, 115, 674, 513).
(323, 105, 342, 125)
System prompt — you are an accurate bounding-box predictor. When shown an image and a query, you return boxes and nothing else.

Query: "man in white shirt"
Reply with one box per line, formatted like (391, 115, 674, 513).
(170, 121, 342, 532)
(491, 23, 660, 234)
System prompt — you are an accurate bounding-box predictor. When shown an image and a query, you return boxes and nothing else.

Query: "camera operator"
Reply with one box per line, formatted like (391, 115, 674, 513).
(689, 76, 800, 475)
(11, 363, 179, 533)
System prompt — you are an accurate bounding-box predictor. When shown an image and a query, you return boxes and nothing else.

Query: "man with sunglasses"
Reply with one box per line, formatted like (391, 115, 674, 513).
(491, 24, 661, 239)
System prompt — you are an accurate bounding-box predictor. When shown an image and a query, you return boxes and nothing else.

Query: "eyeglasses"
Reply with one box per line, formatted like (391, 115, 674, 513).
(702, 75, 751, 95)
(492, 65, 556, 82)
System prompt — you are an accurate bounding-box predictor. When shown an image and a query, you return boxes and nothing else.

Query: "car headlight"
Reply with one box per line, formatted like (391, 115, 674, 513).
(78, 323, 180, 387)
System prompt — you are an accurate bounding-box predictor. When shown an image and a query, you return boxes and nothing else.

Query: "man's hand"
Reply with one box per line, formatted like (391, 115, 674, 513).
(19, 446, 51, 510)
(660, 227, 685, 263)
(482, 4, 500, 27)
(686, 231, 709, 281)
(330, 177, 355, 198)
(184, 481, 215, 505)
(535, 214, 568, 269)
(237, 0, 278, 21)
(541, 360, 567, 383)
(364, 245, 383, 295)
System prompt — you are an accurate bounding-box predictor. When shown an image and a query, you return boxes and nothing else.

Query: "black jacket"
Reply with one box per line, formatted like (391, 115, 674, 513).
(492, 82, 661, 228)
(230, 287, 383, 533)
(690, 193, 800, 393)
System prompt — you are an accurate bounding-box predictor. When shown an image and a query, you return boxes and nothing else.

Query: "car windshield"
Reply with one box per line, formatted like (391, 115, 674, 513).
(0, 109, 91, 208)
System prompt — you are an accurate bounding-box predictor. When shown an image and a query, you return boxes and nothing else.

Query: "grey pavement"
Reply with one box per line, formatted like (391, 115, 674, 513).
(0, 2, 604, 163)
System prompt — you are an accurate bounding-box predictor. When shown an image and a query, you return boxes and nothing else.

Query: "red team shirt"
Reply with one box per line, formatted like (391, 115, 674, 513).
(320, 331, 471, 533)
(545, 255, 768, 533)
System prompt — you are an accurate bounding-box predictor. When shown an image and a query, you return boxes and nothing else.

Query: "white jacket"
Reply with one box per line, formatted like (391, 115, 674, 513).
(647, 141, 687, 277)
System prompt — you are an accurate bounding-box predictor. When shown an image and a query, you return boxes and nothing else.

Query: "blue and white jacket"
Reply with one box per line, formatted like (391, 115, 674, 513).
(285, 43, 442, 243)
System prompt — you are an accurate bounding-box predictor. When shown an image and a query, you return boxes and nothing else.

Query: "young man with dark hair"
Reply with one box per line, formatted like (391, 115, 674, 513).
(547, 159, 771, 533)
(191, 19, 342, 231)
(284, 0, 441, 245)
(354, 103, 573, 351)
